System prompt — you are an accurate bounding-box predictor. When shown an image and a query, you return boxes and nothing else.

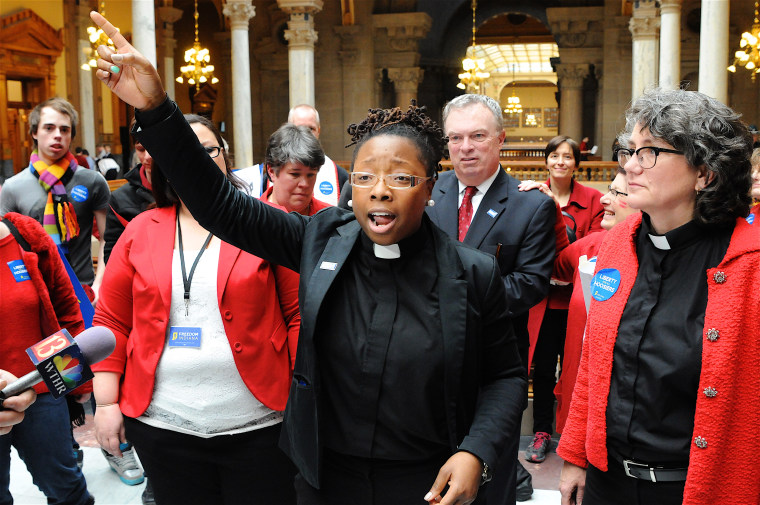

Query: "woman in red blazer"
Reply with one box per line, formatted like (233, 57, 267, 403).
(92, 115, 300, 505)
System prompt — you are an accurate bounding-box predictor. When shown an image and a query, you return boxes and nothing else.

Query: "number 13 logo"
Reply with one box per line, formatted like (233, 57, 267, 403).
(31, 334, 70, 360)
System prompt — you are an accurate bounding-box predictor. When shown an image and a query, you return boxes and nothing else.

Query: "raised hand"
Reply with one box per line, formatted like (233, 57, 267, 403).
(89, 11, 166, 110)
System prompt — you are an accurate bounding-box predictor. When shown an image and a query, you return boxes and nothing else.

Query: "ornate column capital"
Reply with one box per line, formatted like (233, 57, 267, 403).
(387, 67, 424, 93)
(277, 0, 324, 15)
(659, 0, 682, 14)
(158, 5, 183, 24)
(373, 12, 431, 52)
(555, 63, 590, 89)
(223, 1, 256, 30)
(629, 16, 660, 39)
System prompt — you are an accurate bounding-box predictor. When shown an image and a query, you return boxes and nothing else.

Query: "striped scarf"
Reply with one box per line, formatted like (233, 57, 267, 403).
(29, 151, 80, 245)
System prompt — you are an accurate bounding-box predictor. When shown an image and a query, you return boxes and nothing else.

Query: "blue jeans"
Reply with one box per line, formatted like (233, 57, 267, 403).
(0, 393, 92, 505)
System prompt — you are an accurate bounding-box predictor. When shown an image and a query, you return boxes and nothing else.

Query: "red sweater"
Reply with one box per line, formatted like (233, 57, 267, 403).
(1, 213, 86, 394)
(557, 213, 760, 504)
(551, 230, 606, 433)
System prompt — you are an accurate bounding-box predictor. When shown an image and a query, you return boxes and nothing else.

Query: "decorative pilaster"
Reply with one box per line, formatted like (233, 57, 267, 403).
(698, 0, 728, 102)
(157, 3, 182, 101)
(555, 63, 590, 141)
(278, 0, 324, 107)
(658, 0, 681, 90)
(387, 67, 424, 108)
(373, 12, 430, 107)
(629, 0, 660, 99)
(223, 0, 256, 168)
(77, 3, 96, 156)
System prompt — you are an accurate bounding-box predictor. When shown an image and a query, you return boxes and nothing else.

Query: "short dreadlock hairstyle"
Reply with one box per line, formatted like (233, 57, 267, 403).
(347, 101, 446, 178)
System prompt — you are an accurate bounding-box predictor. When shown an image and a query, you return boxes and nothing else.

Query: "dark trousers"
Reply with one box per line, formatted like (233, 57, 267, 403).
(531, 308, 568, 434)
(295, 449, 450, 505)
(584, 458, 685, 505)
(125, 417, 296, 505)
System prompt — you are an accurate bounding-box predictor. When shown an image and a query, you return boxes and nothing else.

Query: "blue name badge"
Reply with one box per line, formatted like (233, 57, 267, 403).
(591, 268, 621, 302)
(168, 326, 202, 348)
(7, 260, 30, 282)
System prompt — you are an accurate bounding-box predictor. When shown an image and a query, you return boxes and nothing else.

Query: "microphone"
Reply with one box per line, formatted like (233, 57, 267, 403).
(0, 327, 116, 402)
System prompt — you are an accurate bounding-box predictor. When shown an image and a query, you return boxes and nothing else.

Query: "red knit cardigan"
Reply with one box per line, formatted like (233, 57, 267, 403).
(557, 213, 760, 504)
(2, 213, 86, 394)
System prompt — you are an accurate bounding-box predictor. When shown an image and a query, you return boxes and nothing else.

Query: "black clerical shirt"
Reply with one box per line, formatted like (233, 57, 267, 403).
(317, 219, 449, 460)
(606, 215, 732, 464)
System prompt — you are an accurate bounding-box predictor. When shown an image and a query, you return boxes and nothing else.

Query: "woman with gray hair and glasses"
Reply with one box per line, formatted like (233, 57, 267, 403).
(557, 88, 760, 505)
(262, 123, 331, 216)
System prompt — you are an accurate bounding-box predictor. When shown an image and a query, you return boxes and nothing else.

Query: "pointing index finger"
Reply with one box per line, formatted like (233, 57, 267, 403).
(89, 11, 132, 52)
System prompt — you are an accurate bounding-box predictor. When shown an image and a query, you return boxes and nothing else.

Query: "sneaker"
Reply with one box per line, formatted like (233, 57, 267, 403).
(141, 480, 156, 505)
(74, 447, 84, 470)
(102, 442, 145, 485)
(524, 431, 552, 463)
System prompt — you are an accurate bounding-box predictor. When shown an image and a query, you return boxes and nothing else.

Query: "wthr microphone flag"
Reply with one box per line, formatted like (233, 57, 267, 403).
(24, 329, 93, 399)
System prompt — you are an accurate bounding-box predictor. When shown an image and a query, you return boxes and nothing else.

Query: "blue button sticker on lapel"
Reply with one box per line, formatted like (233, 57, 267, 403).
(320, 261, 337, 271)
(487, 209, 498, 218)
(319, 181, 334, 195)
(7, 260, 30, 282)
(746, 213, 755, 225)
(70, 185, 89, 202)
(591, 268, 620, 301)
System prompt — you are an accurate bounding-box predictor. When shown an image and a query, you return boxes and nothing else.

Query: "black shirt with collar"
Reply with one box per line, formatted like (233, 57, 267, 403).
(606, 214, 732, 464)
(318, 218, 449, 460)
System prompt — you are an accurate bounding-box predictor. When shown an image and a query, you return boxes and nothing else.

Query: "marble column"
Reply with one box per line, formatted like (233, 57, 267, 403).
(77, 4, 96, 155)
(698, 0, 729, 102)
(132, 0, 157, 67)
(223, 0, 256, 168)
(278, 0, 324, 107)
(387, 67, 424, 107)
(629, 0, 660, 100)
(555, 63, 589, 142)
(158, 4, 183, 101)
(658, 0, 682, 90)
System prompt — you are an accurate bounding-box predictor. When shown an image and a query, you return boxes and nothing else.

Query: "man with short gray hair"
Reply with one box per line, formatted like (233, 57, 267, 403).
(426, 93, 557, 504)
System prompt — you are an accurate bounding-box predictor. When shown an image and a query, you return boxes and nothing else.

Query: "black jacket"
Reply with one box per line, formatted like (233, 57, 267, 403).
(103, 165, 154, 263)
(135, 99, 527, 488)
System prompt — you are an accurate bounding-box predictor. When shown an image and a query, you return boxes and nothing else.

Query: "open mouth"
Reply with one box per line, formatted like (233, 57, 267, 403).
(368, 212, 397, 233)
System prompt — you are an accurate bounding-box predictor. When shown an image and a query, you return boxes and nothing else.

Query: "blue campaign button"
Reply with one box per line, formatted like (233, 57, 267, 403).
(168, 326, 202, 348)
(70, 185, 89, 202)
(7, 260, 30, 282)
(319, 181, 334, 195)
(746, 213, 755, 225)
(591, 268, 621, 302)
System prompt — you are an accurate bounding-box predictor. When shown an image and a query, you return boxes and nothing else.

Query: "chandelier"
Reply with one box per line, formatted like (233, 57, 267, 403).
(503, 64, 522, 115)
(81, 1, 116, 71)
(728, 1, 760, 80)
(457, 0, 490, 92)
(176, 0, 219, 91)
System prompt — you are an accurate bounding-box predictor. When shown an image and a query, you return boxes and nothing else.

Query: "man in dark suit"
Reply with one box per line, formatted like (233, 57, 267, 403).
(427, 94, 557, 503)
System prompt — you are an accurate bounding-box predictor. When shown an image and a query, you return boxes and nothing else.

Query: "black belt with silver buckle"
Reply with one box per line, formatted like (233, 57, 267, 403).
(622, 460, 688, 483)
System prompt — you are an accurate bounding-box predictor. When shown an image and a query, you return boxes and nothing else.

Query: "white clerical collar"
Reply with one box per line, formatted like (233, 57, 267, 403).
(373, 243, 401, 259)
(648, 234, 671, 250)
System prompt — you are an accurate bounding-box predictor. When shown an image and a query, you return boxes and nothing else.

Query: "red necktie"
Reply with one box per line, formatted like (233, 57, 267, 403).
(458, 186, 477, 241)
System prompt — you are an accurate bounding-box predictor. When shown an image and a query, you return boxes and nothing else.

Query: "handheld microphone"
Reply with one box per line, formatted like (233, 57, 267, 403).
(0, 326, 116, 403)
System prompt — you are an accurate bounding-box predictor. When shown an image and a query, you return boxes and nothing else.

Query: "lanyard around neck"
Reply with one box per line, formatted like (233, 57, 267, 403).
(176, 212, 214, 316)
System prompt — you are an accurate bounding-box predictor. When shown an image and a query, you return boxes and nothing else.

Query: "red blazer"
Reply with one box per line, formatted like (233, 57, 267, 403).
(557, 213, 760, 504)
(551, 230, 605, 433)
(2, 213, 86, 394)
(93, 206, 301, 416)
(548, 178, 605, 240)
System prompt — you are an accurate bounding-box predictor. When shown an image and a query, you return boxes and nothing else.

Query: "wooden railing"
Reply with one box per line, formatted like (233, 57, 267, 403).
(439, 160, 620, 183)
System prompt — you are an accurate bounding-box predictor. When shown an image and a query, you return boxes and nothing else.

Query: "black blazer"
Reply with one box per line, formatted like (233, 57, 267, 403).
(135, 101, 527, 489)
(427, 169, 557, 319)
